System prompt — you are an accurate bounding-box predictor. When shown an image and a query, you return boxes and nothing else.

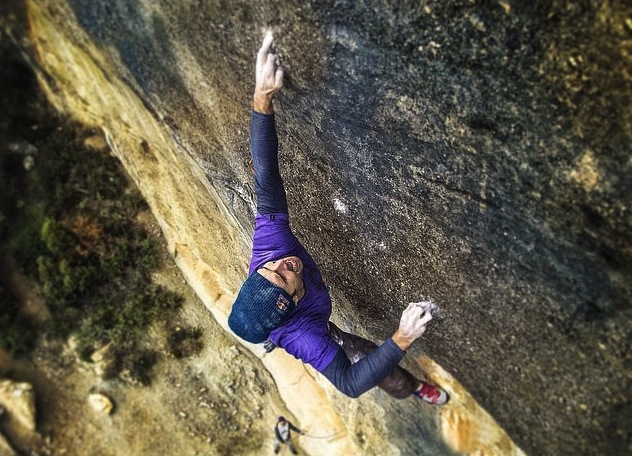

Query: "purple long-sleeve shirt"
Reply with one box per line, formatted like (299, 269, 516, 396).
(249, 212, 340, 371)
(248, 111, 406, 397)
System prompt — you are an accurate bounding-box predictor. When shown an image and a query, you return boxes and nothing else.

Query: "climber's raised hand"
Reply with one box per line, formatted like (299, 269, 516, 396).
(254, 31, 284, 114)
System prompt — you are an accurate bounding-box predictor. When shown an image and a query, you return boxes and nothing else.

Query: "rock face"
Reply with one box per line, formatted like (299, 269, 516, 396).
(4, 0, 631, 455)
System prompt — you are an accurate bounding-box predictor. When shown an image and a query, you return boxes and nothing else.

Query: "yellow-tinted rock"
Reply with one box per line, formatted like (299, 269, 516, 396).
(418, 356, 525, 456)
(88, 393, 114, 415)
(569, 149, 600, 191)
(0, 431, 16, 456)
(0, 379, 36, 432)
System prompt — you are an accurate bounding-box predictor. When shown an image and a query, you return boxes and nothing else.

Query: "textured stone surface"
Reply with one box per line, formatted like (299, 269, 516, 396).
(0, 431, 16, 456)
(4, 0, 631, 454)
(0, 379, 36, 432)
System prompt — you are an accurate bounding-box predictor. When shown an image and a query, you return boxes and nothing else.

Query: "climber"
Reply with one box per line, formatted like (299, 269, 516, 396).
(228, 32, 449, 405)
(273, 416, 303, 455)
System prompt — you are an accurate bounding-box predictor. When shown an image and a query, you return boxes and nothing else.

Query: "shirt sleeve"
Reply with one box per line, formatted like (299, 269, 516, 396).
(251, 111, 288, 214)
(320, 338, 406, 398)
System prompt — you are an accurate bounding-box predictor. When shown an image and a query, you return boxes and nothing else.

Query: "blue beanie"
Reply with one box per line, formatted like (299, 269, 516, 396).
(228, 272, 296, 343)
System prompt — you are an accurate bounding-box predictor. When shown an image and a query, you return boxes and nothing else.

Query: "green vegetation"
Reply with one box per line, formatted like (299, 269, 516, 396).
(0, 44, 186, 384)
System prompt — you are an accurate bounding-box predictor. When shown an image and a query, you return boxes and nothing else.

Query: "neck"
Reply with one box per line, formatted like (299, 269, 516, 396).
(294, 281, 305, 305)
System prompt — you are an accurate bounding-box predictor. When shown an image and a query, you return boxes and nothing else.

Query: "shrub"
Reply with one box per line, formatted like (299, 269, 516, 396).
(0, 44, 190, 381)
(1, 112, 187, 383)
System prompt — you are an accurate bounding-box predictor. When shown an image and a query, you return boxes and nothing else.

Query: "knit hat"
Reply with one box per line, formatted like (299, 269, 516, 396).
(228, 272, 296, 343)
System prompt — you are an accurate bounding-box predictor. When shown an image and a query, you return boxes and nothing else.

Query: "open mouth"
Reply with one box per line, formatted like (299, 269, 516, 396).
(286, 258, 301, 273)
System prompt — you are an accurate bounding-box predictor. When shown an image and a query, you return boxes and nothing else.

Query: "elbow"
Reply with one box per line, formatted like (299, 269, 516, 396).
(324, 370, 363, 398)
(337, 384, 363, 399)
(346, 390, 362, 399)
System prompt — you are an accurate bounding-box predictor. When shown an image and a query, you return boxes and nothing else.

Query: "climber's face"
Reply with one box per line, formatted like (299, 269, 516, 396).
(257, 256, 305, 305)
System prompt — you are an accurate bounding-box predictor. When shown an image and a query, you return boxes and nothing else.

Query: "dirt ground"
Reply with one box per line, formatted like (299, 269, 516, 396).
(0, 210, 300, 456)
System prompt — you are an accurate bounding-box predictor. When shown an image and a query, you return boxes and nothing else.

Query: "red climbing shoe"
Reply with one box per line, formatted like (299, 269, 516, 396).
(413, 381, 449, 405)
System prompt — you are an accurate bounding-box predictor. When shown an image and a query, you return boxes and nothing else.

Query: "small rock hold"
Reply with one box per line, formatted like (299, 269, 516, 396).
(88, 393, 114, 415)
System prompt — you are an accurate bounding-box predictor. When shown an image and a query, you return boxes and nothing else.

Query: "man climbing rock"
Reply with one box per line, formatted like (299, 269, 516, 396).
(228, 32, 449, 405)
(273, 416, 302, 455)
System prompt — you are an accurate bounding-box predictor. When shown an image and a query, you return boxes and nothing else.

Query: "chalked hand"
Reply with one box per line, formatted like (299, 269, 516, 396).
(392, 302, 433, 350)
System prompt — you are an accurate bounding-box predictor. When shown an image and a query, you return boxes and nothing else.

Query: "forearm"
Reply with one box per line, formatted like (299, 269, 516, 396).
(249, 32, 286, 213)
(253, 93, 274, 115)
(392, 329, 416, 351)
(320, 339, 406, 398)
(250, 112, 288, 214)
